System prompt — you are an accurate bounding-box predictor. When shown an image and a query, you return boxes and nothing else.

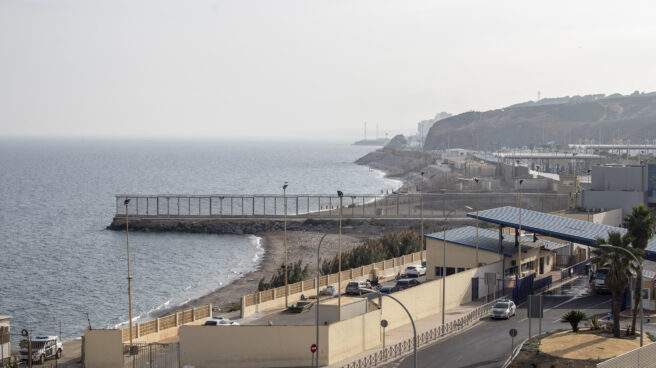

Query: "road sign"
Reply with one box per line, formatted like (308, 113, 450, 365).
(310, 344, 317, 353)
(381, 319, 388, 328)
(509, 328, 517, 337)
(528, 295, 544, 319)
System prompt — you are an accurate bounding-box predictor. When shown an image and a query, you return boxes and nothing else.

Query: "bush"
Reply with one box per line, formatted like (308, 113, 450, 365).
(258, 260, 310, 291)
(589, 315, 600, 330)
(561, 310, 587, 332)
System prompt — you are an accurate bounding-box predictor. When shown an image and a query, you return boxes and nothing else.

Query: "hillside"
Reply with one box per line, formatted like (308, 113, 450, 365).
(423, 92, 656, 150)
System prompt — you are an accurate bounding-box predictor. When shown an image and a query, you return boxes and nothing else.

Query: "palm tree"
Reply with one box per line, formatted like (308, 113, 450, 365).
(592, 231, 642, 338)
(624, 204, 656, 335)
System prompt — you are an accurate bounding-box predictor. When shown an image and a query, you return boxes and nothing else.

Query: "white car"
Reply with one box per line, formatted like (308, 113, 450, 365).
(490, 300, 516, 319)
(20, 335, 63, 364)
(405, 265, 426, 277)
(204, 316, 240, 326)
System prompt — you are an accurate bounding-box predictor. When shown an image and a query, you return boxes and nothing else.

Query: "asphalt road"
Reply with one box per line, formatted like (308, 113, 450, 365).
(389, 277, 612, 368)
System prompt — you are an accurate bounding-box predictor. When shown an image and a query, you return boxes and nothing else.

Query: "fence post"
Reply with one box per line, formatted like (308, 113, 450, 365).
(257, 291, 262, 304)
(136, 323, 140, 338)
(361, 266, 365, 277)
(175, 312, 179, 327)
(156, 318, 160, 333)
(191, 308, 195, 321)
(300, 281, 304, 292)
(273, 287, 276, 299)
(350, 269, 354, 279)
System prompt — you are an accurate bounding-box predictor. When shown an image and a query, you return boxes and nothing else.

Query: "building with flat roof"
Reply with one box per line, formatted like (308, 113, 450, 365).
(0, 315, 10, 363)
(582, 164, 656, 216)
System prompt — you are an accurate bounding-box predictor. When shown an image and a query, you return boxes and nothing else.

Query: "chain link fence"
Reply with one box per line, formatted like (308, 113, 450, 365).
(597, 342, 656, 368)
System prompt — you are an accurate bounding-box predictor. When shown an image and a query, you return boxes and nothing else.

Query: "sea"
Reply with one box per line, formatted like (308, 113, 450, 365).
(0, 138, 400, 340)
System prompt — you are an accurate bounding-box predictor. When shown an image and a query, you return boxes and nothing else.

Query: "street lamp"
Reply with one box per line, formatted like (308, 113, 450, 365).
(536, 165, 541, 212)
(441, 207, 460, 329)
(420, 171, 425, 261)
(124, 198, 134, 350)
(361, 288, 418, 368)
(315, 233, 328, 368)
(337, 190, 343, 320)
(283, 182, 289, 308)
(600, 244, 644, 347)
(474, 177, 480, 266)
(517, 179, 524, 277)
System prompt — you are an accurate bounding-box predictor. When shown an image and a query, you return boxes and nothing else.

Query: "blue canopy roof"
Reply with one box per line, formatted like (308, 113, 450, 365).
(426, 226, 515, 256)
(467, 206, 656, 256)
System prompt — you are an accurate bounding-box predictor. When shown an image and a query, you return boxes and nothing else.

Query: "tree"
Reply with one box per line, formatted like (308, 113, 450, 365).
(624, 204, 656, 335)
(561, 310, 587, 332)
(592, 231, 642, 337)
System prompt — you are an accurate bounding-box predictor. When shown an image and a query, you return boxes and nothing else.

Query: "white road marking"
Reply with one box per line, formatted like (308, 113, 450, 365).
(519, 296, 579, 322)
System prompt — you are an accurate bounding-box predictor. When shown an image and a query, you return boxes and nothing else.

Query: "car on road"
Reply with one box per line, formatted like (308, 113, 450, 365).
(20, 335, 63, 364)
(320, 285, 338, 297)
(394, 278, 421, 291)
(593, 268, 610, 293)
(405, 265, 426, 277)
(346, 280, 372, 295)
(204, 316, 240, 326)
(380, 285, 397, 294)
(490, 300, 516, 319)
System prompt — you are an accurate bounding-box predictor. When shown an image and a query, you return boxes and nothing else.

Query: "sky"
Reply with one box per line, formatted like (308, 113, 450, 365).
(1, 0, 655, 141)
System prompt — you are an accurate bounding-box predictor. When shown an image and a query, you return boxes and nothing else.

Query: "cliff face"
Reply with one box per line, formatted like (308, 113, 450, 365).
(424, 93, 656, 150)
(355, 148, 433, 177)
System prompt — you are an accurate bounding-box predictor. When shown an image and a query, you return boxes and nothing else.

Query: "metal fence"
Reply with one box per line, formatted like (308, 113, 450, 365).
(114, 192, 569, 219)
(561, 259, 590, 281)
(597, 341, 656, 368)
(340, 299, 500, 368)
(124, 343, 179, 368)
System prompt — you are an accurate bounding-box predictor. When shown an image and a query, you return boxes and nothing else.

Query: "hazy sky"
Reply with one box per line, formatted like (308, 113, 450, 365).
(1, 0, 655, 140)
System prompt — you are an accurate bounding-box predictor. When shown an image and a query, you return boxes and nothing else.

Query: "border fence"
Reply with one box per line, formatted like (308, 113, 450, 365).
(120, 305, 211, 343)
(114, 192, 569, 219)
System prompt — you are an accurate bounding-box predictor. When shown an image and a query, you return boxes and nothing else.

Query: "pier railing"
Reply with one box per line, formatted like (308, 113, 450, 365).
(115, 192, 568, 219)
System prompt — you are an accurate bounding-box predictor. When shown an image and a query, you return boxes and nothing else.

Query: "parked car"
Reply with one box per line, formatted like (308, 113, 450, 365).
(204, 316, 239, 326)
(405, 265, 426, 277)
(593, 268, 610, 294)
(380, 285, 397, 295)
(394, 278, 421, 291)
(490, 299, 516, 319)
(288, 301, 315, 313)
(20, 336, 63, 364)
(320, 285, 338, 297)
(345, 280, 372, 295)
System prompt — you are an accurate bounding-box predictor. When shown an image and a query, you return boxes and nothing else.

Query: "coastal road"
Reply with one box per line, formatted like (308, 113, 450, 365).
(388, 278, 612, 368)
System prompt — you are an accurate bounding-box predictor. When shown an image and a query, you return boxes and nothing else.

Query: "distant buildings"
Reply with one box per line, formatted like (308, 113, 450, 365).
(582, 164, 656, 216)
(417, 112, 451, 147)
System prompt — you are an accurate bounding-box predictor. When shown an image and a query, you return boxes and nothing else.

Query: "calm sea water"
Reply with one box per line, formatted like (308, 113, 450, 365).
(0, 138, 399, 340)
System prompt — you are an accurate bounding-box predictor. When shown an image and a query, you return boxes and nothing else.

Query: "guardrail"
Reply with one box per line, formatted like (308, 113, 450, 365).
(341, 299, 500, 368)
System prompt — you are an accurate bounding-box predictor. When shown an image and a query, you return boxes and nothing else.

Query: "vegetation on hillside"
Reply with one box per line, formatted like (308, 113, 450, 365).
(258, 260, 310, 291)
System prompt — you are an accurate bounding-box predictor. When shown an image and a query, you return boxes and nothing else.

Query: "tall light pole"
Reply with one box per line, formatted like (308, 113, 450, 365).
(600, 244, 644, 347)
(124, 199, 134, 349)
(474, 178, 480, 266)
(283, 182, 289, 308)
(315, 233, 328, 368)
(442, 207, 458, 329)
(517, 179, 524, 277)
(420, 171, 425, 261)
(536, 165, 541, 212)
(337, 190, 343, 320)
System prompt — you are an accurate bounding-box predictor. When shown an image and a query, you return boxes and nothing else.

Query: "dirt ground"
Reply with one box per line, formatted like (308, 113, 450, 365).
(510, 328, 644, 367)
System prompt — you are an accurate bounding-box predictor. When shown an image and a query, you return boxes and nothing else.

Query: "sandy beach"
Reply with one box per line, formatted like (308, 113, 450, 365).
(157, 230, 365, 316)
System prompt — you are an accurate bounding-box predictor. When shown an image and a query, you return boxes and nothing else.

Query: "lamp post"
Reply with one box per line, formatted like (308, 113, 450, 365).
(600, 244, 644, 347)
(283, 182, 289, 308)
(474, 177, 480, 266)
(362, 288, 418, 368)
(315, 233, 328, 368)
(442, 207, 458, 329)
(124, 199, 134, 350)
(536, 165, 541, 212)
(420, 171, 425, 261)
(517, 179, 524, 277)
(337, 190, 343, 320)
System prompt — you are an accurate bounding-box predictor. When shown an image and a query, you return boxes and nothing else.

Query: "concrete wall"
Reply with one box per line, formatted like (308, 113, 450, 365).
(583, 190, 645, 216)
(425, 239, 504, 279)
(552, 208, 623, 226)
(179, 310, 381, 367)
(591, 165, 646, 191)
(83, 329, 123, 368)
(381, 262, 503, 332)
(318, 298, 367, 325)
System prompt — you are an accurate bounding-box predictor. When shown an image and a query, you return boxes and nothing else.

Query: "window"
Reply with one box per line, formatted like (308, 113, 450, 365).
(457, 267, 465, 273)
(435, 267, 443, 276)
(446, 267, 455, 276)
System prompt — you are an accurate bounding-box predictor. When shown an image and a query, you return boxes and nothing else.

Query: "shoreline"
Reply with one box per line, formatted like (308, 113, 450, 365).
(152, 230, 366, 318)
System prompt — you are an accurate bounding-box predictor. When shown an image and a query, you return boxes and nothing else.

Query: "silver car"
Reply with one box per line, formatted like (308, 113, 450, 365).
(490, 300, 516, 319)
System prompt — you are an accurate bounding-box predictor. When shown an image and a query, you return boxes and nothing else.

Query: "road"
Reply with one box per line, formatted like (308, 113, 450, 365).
(389, 277, 612, 368)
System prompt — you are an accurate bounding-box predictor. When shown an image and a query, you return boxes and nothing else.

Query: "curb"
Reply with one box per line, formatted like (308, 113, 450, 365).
(501, 337, 528, 368)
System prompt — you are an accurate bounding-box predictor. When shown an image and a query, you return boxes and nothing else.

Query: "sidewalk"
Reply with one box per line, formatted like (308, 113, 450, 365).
(328, 301, 488, 368)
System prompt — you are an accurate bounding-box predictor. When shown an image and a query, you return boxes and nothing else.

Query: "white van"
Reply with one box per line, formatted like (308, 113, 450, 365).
(20, 335, 63, 364)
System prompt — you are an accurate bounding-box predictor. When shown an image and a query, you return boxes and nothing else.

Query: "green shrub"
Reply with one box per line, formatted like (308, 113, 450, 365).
(561, 310, 587, 332)
(589, 315, 600, 330)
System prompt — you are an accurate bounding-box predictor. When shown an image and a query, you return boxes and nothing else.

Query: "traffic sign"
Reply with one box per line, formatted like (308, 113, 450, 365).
(381, 319, 388, 328)
(310, 344, 317, 353)
(509, 328, 517, 337)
